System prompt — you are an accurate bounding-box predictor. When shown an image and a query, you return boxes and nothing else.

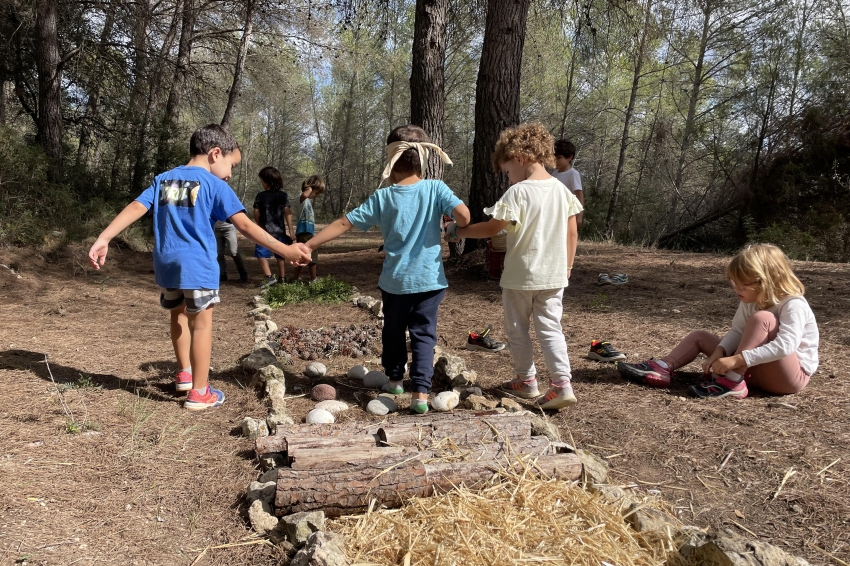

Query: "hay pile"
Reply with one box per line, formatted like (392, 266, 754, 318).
(331, 466, 682, 566)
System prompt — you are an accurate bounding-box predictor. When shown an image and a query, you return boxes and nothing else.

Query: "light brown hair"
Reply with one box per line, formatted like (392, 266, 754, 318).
(491, 123, 556, 172)
(727, 244, 805, 309)
(302, 175, 325, 193)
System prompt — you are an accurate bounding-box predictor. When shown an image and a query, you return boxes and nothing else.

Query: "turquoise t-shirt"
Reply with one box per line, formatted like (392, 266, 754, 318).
(346, 179, 462, 295)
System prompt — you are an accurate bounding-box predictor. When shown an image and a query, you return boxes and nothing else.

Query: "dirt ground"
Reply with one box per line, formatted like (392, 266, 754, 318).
(0, 231, 848, 566)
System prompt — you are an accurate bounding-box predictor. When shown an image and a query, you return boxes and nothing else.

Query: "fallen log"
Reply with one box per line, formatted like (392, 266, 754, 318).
(255, 433, 380, 456)
(378, 413, 532, 447)
(275, 452, 582, 516)
(288, 445, 414, 470)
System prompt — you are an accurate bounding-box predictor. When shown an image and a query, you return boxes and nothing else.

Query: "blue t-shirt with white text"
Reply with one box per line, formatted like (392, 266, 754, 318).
(136, 166, 246, 290)
(346, 179, 462, 294)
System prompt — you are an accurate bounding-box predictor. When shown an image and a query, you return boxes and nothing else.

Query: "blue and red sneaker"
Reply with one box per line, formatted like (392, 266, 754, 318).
(184, 385, 226, 411)
(617, 359, 672, 388)
(688, 376, 748, 399)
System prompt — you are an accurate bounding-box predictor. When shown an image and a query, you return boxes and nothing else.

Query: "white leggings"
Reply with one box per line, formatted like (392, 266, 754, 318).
(502, 287, 572, 384)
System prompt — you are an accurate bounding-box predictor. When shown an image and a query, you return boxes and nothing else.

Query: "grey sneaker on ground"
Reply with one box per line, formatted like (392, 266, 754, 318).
(500, 378, 540, 399)
(537, 383, 577, 410)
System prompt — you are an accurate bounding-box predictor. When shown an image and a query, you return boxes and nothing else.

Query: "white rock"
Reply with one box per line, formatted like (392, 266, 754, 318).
(432, 391, 460, 412)
(367, 397, 397, 415)
(314, 400, 349, 415)
(363, 370, 389, 389)
(241, 417, 269, 441)
(304, 362, 327, 378)
(347, 365, 369, 379)
(305, 408, 335, 424)
(246, 480, 277, 504)
(248, 499, 279, 535)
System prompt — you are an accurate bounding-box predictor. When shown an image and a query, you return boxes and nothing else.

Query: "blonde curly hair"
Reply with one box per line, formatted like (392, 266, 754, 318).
(727, 244, 805, 309)
(491, 123, 556, 172)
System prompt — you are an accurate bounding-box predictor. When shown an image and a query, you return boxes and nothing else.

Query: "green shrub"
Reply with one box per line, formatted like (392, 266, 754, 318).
(263, 276, 353, 307)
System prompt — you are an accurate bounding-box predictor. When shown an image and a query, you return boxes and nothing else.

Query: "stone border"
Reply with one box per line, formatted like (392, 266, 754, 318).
(237, 294, 813, 566)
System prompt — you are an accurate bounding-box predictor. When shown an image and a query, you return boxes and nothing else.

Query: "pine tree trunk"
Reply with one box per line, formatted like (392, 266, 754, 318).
(155, 0, 196, 174)
(605, 0, 653, 240)
(468, 0, 531, 229)
(76, 1, 116, 167)
(221, 0, 255, 129)
(34, 0, 63, 177)
(410, 0, 449, 179)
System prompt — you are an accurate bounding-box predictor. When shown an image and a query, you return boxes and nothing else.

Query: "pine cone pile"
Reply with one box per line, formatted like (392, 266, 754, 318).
(272, 323, 381, 361)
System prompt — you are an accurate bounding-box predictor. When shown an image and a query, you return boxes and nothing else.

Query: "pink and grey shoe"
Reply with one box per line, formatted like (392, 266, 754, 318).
(688, 376, 748, 399)
(184, 385, 226, 410)
(536, 383, 577, 410)
(617, 359, 672, 388)
(500, 378, 541, 399)
(175, 370, 193, 393)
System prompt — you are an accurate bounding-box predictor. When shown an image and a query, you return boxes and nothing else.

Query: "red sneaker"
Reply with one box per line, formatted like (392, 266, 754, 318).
(184, 385, 226, 410)
(616, 359, 673, 388)
(175, 371, 193, 393)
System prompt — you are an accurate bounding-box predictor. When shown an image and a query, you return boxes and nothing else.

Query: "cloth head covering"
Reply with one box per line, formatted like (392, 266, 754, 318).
(379, 141, 453, 187)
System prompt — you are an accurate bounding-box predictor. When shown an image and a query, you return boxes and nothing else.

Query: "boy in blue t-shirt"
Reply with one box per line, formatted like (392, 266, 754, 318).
(306, 125, 470, 414)
(88, 124, 311, 411)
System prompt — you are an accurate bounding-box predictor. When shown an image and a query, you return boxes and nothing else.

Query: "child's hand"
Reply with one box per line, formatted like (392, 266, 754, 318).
(710, 354, 745, 375)
(286, 243, 312, 265)
(701, 353, 721, 374)
(88, 238, 110, 269)
(443, 221, 459, 242)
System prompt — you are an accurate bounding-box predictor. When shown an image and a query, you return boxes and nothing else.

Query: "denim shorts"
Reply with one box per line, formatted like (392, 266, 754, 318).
(255, 234, 292, 259)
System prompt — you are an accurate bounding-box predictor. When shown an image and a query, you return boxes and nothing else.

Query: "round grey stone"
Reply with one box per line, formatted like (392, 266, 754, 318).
(304, 362, 327, 378)
(366, 397, 397, 416)
(363, 370, 389, 389)
(347, 365, 369, 379)
(314, 400, 349, 415)
(432, 391, 460, 412)
(305, 408, 335, 424)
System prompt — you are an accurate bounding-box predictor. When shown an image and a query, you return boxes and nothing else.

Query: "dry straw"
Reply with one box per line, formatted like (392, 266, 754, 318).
(331, 463, 682, 566)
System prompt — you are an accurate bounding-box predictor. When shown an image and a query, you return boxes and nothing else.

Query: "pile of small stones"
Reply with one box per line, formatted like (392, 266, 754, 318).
(271, 323, 381, 361)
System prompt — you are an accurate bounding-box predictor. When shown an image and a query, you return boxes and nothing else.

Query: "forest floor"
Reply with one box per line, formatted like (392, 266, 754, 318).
(0, 230, 848, 566)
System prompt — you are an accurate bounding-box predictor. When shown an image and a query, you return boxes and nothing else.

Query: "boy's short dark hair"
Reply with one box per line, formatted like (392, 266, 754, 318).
(258, 166, 283, 191)
(189, 124, 240, 156)
(387, 125, 431, 176)
(302, 175, 326, 193)
(554, 139, 576, 160)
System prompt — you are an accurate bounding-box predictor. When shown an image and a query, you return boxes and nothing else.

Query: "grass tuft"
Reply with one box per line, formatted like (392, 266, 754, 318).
(263, 276, 353, 307)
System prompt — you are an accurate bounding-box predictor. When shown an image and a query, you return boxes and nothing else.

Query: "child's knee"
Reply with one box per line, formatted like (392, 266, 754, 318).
(748, 310, 777, 330)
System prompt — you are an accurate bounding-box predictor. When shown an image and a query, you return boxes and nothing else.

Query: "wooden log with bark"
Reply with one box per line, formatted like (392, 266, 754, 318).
(255, 433, 380, 456)
(274, 453, 582, 516)
(378, 412, 532, 447)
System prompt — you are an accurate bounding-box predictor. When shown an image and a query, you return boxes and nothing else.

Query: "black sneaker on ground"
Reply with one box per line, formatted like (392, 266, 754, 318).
(260, 275, 277, 287)
(466, 325, 506, 352)
(587, 340, 627, 362)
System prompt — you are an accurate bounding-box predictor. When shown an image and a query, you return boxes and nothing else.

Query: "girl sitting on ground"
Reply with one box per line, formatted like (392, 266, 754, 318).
(617, 244, 819, 399)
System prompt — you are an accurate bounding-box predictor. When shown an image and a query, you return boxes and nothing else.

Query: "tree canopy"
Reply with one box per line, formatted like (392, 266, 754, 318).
(1, 0, 848, 260)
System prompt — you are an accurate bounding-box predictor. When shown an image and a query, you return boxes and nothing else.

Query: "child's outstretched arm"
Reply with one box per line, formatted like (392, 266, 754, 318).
(308, 216, 354, 250)
(229, 211, 311, 264)
(88, 201, 150, 269)
(567, 214, 577, 279)
(450, 218, 509, 241)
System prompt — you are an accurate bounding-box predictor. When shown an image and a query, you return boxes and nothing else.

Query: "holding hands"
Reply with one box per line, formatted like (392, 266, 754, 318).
(443, 220, 460, 243)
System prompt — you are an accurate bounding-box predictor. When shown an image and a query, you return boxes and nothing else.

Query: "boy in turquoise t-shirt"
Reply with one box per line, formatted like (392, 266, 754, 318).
(306, 125, 470, 413)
